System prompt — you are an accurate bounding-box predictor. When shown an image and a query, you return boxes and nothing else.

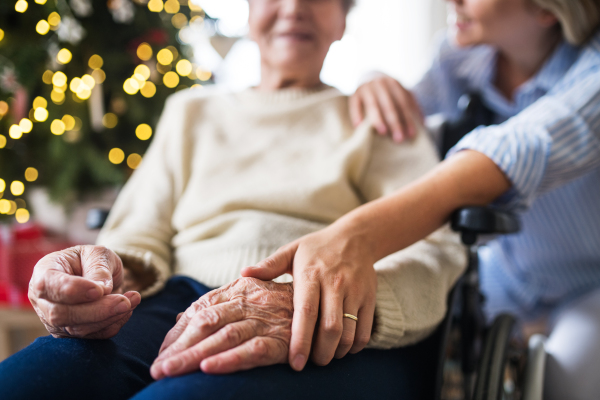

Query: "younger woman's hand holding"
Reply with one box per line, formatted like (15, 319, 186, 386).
(241, 224, 378, 372)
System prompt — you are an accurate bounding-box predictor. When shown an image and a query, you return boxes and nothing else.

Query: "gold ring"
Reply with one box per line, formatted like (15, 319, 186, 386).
(343, 313, 358, 321)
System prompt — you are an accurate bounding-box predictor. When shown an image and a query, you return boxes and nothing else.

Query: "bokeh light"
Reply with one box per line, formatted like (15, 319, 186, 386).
(0, 200, 9, 214)
(33, 96, 48, 109)
(88, 54, 103, 70)
(36, 20, 50, 35)
(0, 179, 5, 192)
(57, 48, 72, 64)
(15, 209, 30, 224)
(157, 49, 174, 65)
(137, 43, 153, 61)
(92, 69, 106, 84)
(164, 0, 180, 14)
(25, 167, 39, 182)
(50, 119, 66, 135)
(176, 59, 192, 76)
(163, 71, 179, 88)
(172, 13, 188, 29)
(15, 0, 28, 13)
(48, 12, 61, 27)
(102, 113, 118, 129)
(19, 118, 33, 133)
(34, 108, 49, 122)
(127, 153, 143, 169)
(136, 124, 153, 140)
(0, 29, 4, 42)
(0, 135, 6, 149)
(134, 64, 151, 80)
(148, 0, 164, 12)
(62, 115, 75, 130)
(140, 81, 157, 98)
(10, 181, 25, 196)
(9, 125, 23, 139)
(123, 78, 140, 95)
(42, 70, 54, 84)
(108, 148, 125, 164)
(52, 71, 67, 87)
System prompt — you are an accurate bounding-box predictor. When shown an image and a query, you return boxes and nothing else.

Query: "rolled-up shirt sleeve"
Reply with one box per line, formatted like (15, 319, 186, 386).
(449, 63, 600, 211)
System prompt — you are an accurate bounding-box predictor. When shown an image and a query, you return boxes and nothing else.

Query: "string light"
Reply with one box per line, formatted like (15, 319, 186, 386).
(34, 108, 48, 122)
(33, 96, 47, 109)
(57, 48, 72, 64)
(102, 113, 118, 129)
(0, 179, 4, 192)
(15, 0, 28, 13)
(136, 124, 152, 140)
(0, 135, 6, 149)
(42, 70, 54, 84)
(176, 59, 192, 76)
(157, 49, 174, 65)
(148, 0, 164, 12)
(137, 43, 153, 61)
(81, 74, 95, 89)
(108, 148, 125, 164)
(88, 54, 103, 70)
(0, 200, 9, 214)
(51, 90, 65, 104)
(134, 64, 151, 80)
(36, 20, 50, 35)
(9, 125, 23, 139)
(25, 167, 38, 182)
(140, 81, 157, 98)
(10, 181, 25, 196)
(163, 71, 179, 88)
(123, 78, 139, 95)
(6, 201, 17, 216)
(16, 209, 30, 223)
(48, 12, 61, 27)
(50, 119, 66, 135)
(127, 153, 142, 169)
(164, 0, 180, 14)
(19, 118, 33, 133)
(62, 115, 75, 130)
(52, 71, 67, 87)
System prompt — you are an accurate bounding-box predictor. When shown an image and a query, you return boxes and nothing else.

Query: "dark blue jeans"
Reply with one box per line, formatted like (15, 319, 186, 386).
(0, 276, 441, 400)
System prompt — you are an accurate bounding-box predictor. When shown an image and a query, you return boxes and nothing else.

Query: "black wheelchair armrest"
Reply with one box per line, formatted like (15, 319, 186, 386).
(86, 208, 110, 230)
(451, 206, 520, 245)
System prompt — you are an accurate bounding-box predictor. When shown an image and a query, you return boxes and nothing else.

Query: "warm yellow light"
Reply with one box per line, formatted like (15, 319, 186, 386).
(70, 77, 82, 92)
(48, 12, 61, 27)
(134, 64, 151, 80)
(62, 114, 75, 130)
(25, 167, 38, 182)
(52, 71, 67, 87)
(92, 69, 106, 84)
(0, 135, 6, 149)
(50, 119, 66, 135)
(57, 48, 72, 64)
(35, 0, 46, 4)
(135, 124, 153, 140)
(0, 29, 4, 42)
(197, 69, 212, 81)
(15, 0, 28, 13)
(140, 81, 157, 98)
(19, 118, 33, 133)
(176, 59, 192, 76)
(76, 87, 92, 100)
(16, 208, 30, 223)
(123, 78, 139, 95)
(0, 179, 5, 193)
(88, 54, 103, 70)
(157, 49, 174, 65)
(9, 125, 23, 139)
(36, 20, 50, 35)
(164, 0, 180, 13)
(163, 71, 179, 88)
(137, 43, 153, 61)
(73, 116, 82, 130)
(102, 113, 118, 129)
(127, 153, 143, 169)
(133, 74, 146, 88)
(34, 108, 48, 122)
(82, 74, 95, 90)
(171, 13, 188, 29)
(42, 70, 54, 84)
(51, 89, 65, 104)
(108, 148, 125, 164)
(0, 199, 9, 214)
(33, 96, 48, 109)
(53, 82, 67, 93)
(189, 2, 203, 12)
(10, 181, 25, 196)
(148, 0, 164, 12)
(0, 101, 8, 116)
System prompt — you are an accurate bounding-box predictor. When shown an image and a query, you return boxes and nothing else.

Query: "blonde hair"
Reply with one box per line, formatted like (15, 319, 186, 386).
(531, 0, 600, 45)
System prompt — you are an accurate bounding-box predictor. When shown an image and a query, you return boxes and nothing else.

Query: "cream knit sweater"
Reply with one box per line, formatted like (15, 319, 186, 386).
(97, 85, 466, 349)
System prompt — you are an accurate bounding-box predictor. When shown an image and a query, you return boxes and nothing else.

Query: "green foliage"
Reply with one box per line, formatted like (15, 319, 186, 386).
(0, 0, 210, 222)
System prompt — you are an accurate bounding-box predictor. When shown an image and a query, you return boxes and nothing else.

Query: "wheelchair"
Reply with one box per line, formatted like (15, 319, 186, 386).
(86, 93, 548, 400)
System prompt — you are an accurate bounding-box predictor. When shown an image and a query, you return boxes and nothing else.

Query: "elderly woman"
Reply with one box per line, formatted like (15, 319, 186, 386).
(0, 1, 465, 399)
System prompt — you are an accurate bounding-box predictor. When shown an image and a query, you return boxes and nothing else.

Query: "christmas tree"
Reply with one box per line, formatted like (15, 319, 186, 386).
(0, 0, 214, 224)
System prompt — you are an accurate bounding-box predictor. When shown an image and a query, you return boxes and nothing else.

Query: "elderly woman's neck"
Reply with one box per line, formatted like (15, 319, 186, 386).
(257, 64, 324, 91)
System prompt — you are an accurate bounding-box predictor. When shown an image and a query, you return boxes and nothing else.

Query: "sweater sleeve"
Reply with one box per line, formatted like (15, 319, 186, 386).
(357, 130, 467, 349)
(96, 94, 190, 297)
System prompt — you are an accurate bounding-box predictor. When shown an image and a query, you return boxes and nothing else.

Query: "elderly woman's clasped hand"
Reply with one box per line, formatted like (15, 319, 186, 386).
(151, 277, 293, 378)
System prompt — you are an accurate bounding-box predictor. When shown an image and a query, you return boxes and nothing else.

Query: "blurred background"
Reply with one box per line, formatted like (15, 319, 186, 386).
(0, 0, 446, 357)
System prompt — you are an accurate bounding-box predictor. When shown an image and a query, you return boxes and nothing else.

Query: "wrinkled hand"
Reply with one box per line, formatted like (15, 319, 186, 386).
(349, 72, 423, 142)
(28, 245, 141, 339)
(242, 225, 378, 371)
(151, 277, 293, 378)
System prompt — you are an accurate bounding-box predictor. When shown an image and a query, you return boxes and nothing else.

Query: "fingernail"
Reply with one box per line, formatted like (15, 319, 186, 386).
(113, 301, 130, 314)
(292, 354, 306, 371)
(165, 358, 182, 375)
(86, 288, 101, 300)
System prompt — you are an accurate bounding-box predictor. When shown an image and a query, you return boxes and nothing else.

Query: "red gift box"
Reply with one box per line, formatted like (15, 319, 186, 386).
(0, 223, 73, 308)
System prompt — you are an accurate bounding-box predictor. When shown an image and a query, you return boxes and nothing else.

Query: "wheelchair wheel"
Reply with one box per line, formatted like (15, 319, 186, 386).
(473, 314, 520, 400)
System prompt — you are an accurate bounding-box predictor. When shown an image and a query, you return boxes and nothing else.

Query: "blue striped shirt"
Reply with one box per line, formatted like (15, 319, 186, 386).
(413, 31, 600, 310)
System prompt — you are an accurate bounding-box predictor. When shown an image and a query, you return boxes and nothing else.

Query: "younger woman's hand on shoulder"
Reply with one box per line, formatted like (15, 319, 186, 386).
(349, 72, 423, 143)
